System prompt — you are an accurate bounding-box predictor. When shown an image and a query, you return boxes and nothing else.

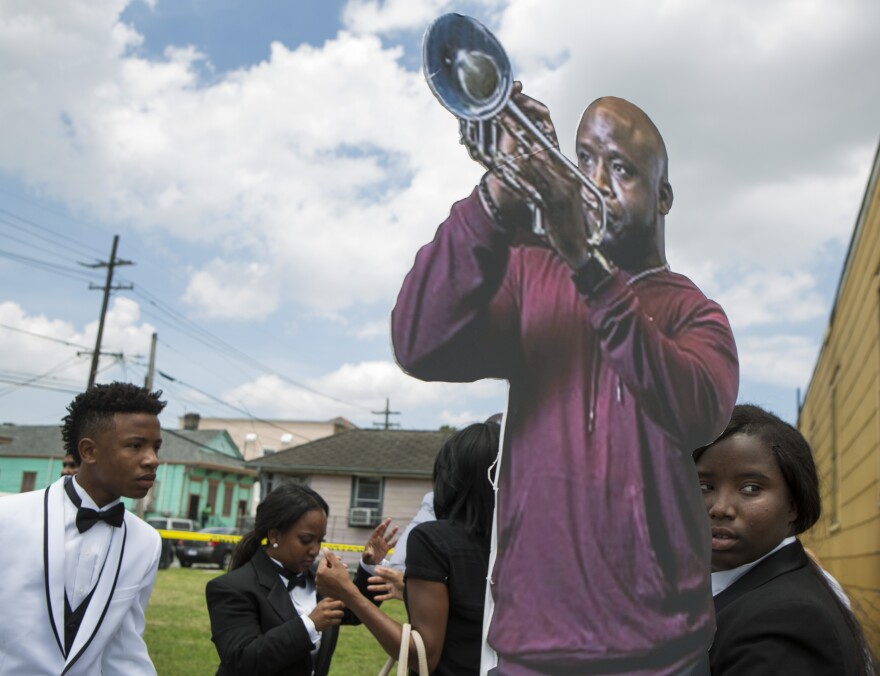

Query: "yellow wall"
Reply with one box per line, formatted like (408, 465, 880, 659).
(799, 147, 880, 655)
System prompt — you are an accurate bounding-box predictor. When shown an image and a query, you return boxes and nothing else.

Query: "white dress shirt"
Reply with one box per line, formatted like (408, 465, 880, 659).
(711, 535, 852, 606)
(63, 477, 122, 611)
(711, 536, 795, 596)
(267, 555, 322, 668)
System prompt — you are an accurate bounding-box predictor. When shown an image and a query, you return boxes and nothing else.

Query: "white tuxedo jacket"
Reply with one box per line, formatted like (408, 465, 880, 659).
(0, 478, 161, 675)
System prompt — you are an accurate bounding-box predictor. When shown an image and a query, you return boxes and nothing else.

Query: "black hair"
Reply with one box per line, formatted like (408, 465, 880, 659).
(693, 403, 819, 534)
(694, 404, 876, 673)
(432, 421, 500, 541)
(230, 482, 329, 571)
(61, 382, 166, 464)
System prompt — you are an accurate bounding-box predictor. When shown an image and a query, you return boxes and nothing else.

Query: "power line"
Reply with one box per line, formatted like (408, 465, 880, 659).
(0, 223, 84, 264)
(0, 206, 105, 259)
(128, 285, 374, 412)
(0, 323, 93, 350)
(0, 356, 85, 399)
(0, 376, 81, 395)
(157, 370, 318, 443)
(0, 213, 377, 415)
(0, 248, 100, 283)
(125, 361, 213, 413)
(129, 288, 261, 378)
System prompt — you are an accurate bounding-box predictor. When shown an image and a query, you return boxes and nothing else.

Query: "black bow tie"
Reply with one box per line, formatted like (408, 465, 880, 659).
(278, 566, 313, 591)
(64, 477, 125, 533)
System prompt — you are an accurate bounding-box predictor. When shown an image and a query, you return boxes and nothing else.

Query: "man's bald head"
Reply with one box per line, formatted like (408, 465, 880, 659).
(580, 96, 668, 182)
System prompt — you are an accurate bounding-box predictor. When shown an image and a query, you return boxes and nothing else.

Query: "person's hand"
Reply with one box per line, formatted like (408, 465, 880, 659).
(482, 82, 574, 237)
(533, 159, 592, 270)
(367, 566, 405, 602)
(361, 518, 399, 566)
(308, 598, 345, 632)
(316, 549, 354, 601)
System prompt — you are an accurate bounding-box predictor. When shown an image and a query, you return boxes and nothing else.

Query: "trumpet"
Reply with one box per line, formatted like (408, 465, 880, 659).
(422, 13, 607, 242)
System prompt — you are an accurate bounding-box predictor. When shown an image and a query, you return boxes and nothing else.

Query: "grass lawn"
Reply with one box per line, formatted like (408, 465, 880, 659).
(145, 566, 408, 675)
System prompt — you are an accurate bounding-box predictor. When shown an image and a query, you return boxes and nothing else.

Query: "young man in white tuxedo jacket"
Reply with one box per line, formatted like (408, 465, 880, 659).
(0, 382, 165, 675)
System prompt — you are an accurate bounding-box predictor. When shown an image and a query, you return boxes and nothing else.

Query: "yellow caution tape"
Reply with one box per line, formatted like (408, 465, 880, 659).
(158, 529, 240, 543)
(157, 529, 375, 553)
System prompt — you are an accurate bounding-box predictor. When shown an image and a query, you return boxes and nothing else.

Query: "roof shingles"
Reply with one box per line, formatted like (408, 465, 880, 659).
(247, 429, 453, 477)
(0, 425, 251, 474)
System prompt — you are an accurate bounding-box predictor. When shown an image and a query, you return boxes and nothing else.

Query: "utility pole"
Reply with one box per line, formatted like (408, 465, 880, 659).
(82, 235, 133, 388)
(144, 332, 158, 390)
(372, 398, 400, 430)
(135, 331, 159, 519)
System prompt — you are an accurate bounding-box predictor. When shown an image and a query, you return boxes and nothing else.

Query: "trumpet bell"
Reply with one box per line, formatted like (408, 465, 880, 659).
(421, 12, 608, 243)
(422, 13, 512, 121)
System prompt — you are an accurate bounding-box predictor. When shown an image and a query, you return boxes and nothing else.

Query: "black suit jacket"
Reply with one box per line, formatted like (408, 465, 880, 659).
(206, 548, 376, 676)
(710, 540, 860, 675)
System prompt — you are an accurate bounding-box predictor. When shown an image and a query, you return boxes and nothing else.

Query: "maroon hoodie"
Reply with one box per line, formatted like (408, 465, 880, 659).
(391, 190, 739, 673)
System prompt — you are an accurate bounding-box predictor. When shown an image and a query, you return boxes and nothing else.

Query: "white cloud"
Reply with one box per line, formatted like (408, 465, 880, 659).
(353, 319, 390, 340)
(672, 145, 873, 273)
(341, 0, 508, 35)
(221, 361, 507, 427)
(0, 297, 156, 388)
(0, 4, 484, 315)
(94, 296, 157, 353)
(183, 260, 280, 320)
(0, 302, 89, 388)
(342, 0, 456, 34)
(714, 270, 826, 331)
(737, 334, 820, 389)
(438, 408, 499, 428)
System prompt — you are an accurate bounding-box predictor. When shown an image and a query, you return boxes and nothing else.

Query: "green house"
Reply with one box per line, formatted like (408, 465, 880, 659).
(0, 424, 255, 528)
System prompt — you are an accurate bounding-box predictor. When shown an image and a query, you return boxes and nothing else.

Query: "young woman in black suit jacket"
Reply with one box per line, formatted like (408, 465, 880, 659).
(205, 483, 396, 676)
(694, 404, 875, 675)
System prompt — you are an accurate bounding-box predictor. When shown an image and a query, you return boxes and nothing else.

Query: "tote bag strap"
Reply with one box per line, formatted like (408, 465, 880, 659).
(377, 623, 429, 676)
(410, 627, 429, 674)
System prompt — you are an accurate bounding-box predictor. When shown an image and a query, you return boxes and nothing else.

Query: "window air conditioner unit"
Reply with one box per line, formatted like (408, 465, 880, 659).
(349, 507, 377, 526)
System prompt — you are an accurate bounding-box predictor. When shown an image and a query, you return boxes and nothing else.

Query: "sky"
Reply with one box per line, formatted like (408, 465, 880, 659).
(0, 0, 878, 434)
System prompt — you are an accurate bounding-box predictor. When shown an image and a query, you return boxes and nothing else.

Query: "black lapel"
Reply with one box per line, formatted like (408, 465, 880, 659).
(61, 523, 127, 675)
(313, 625, 339, 676)
(714, 540, 808, 615)
(253, 548, 297, 622)
(43, 486, 65, 658)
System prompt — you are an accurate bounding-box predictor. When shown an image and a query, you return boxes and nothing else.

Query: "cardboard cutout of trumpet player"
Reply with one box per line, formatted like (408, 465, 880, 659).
(391, 15, 739, 675)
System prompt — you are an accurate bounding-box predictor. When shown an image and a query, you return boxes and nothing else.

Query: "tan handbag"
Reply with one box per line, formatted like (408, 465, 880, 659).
(378, 622, 429, 676)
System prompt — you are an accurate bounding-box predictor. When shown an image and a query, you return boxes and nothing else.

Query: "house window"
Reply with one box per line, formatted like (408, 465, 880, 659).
(222, 482, 235, 517)
(349, 477, 383, 527)
(207, 481, 219, 511)
(20, 471, 36, 493)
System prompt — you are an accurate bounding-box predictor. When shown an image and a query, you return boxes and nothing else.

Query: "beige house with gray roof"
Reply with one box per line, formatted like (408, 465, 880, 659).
(247, 428, 452, 566)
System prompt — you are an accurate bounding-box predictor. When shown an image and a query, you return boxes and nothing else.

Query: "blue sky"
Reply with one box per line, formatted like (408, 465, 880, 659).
(0, 0, 878, 433)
